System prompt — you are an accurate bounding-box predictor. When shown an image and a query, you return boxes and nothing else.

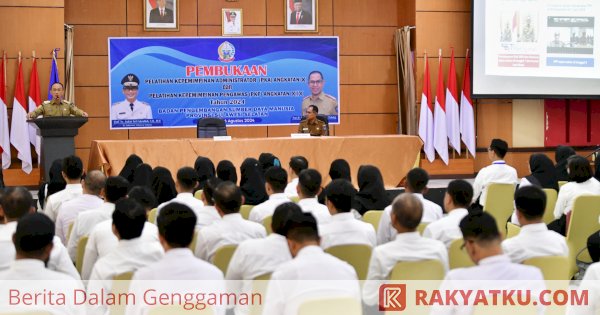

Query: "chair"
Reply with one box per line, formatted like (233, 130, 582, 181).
(300, 114, 330, 136)
(565, 195, 600, 277)
(363, 210, 383, 233)
(483, 183, 516, 235)
(263, 215, 273, 235)
(148, 208, 157, 224)
(66, 222, 74, 243)
(113, 271, 134, 281)
(448, 238, 475, 269)
(111, 271, 135, 315)
(253, 272, 272, 280)
(213, 244, 238, 274)
(197, 117, 227, 138)
(194, 189, 203, 200)
(558, 181, 568, 189)
(290, 196, 300, 203)
(542, 188, 558, 225)
(522, 256, 570, 280)
(240, 205, 254, 220)
(389, 259, 445, 280)
(417, 222, 428, 235)
(325, 244, 372, 280)
(75, 236, 89, 274)
(506, 222, 521, 239)
(297, 297, 362, 315)
(189, 230, 199, 251)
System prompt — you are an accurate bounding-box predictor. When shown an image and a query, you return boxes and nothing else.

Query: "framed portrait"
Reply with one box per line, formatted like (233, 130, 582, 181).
(285, 0, 317, 32)
(222, 8, 243, 36)
(144, 0, 179, 31)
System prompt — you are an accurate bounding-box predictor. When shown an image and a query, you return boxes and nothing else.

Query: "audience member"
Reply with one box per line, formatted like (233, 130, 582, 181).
(569, 262, 600, 315)
(258, 152, 281, 175)
(318, 158, 351, 204)
(284, 155, 308, 197)
(472, 138, 518, 206)
(128, 186, 158, 210)
(0, 187, 79, 279)
(131, 163, 153, 189)
(151, 166, 177, 205)
(195, 182, 266, 262)
(363, 194, 448, 305)
(520, 153, 559, 190)
(249, 166, 291, 223)
(216, 160, 237, 184)
(37, 159, 65, 210)
(589, 230, 600, 263)
(354, 165, 391, 215)
(296, 169, 331, 224)
(423, 179, 473, 247)
(196, 178, 224, 228)
(118, 154, 143, 184)
(157, 166, 204, 216)
(320, 179, 376, 249)
(555, 145, 576, 182)
(44, 155, 84, 222)
(194, 156, 215, 190)
(239, 158, 268, 205)
(55, 170, 106, 244)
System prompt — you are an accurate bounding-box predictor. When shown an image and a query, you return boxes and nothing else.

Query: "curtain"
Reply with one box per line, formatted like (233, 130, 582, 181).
(64, 24, 75, 102)
(395, 26, 417, 135)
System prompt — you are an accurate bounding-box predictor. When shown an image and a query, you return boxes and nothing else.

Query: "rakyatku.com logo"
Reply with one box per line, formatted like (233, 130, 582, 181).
(379, 284, 407, 311)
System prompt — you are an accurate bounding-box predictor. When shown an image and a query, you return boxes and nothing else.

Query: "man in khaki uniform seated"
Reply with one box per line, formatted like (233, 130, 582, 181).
(301, 70, 338, 115)
(298, 105, 326, 136)
(27, 82, 87, 118)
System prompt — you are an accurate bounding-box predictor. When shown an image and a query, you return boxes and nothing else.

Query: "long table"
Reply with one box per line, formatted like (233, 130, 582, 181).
(88, 135, 422, 187)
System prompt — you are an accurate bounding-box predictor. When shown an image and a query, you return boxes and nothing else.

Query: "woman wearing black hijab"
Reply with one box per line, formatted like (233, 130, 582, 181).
(239, 158, 268, 205)
(151, 166, 177, 205)
(555, 145, 576, 181)
(38, 159, 66, 209)
(354, 165, 391, 215)
(119, 154, 143, 183)
(217, 160, 238, 184)
(194, 156, 215, 190)
(131, 163, 153, 189)
(520, 153, 559, 191)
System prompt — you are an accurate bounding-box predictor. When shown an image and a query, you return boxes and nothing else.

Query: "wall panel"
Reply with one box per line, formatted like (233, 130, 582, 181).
(335, 114, 398, 135)
(340, 56, 397, 85)
(333, 0, 397, 26)
(335, 27, 397, 56)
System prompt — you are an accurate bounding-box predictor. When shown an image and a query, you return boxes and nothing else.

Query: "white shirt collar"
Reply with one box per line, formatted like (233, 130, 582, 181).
(519, 222, 548, 233)
(269, 193, 289, 200)
(393, 231, 421, 241)
(65, 183, 82, 190)
(331, 212, 355, 221)
(448, 208, 469, 216)
(296, 245, 323, 258)
(11, 259, 46, 270)
(222, 213, 243, 221)
(478, 254, 511, 265)
(165, 248, 194, 258)
(492, 160, 507, 165)
(177, 192, 194, 198)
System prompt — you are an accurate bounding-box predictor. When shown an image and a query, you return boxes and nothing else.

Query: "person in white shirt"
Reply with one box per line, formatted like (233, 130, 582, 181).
(195, 177, 223, 228)
(195, 182, 267, 262)
(472, 138, 519, 207)
(157, 166, 204, 216)
(502, 186, 568, 263)
(568, 262, 600, 315)
(88, 198, 164, 315)
(81, 186, 160, 280)
(0, 187, 79, 279)
(67, 176, 129, 261)
(249, 166, 291, 223)
(55, 170, 106, 245)
(296, 168, 331, 224)
(320, 179, 376, 249)
(44, 155, 84, 222)
(423, 179, 473, 247)
(263, 212, 361, 315)
(378, 168, 443, 244)
(363, 193, 448, 306)
(127, 202, 225, 315)
(0, 213, 84, 315)
(284, 155, 308, 198)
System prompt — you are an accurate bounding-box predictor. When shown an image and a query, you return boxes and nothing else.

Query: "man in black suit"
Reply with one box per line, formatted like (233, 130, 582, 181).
(289, 0, 312, 25)
(149, 0, 174, 23)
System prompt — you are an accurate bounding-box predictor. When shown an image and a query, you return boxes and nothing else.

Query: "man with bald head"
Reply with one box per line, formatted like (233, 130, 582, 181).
(363, 193, 448, 306)
(55, 170, 106, 244)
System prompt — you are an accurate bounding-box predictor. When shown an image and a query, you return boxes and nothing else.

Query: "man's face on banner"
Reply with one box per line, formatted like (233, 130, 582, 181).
(123, 87, 139, 103)
(308, 73, 324, 96)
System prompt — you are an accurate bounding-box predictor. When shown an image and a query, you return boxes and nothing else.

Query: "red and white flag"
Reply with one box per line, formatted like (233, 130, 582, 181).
(434, 50, 449, 165)
(445, 48, 461, 154)
(418, 53, 435, 162)
(28, 54, 42, 163)
(460, 49, 476, 157)
(10, 54, 32, 174)
(0, 52, 10, 169)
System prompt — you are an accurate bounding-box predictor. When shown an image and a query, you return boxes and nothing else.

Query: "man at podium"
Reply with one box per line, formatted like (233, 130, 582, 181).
(27, 82, 88, 118)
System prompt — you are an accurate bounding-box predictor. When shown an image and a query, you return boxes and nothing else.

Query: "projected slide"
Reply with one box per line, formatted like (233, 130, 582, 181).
(485, 0, 599, 79)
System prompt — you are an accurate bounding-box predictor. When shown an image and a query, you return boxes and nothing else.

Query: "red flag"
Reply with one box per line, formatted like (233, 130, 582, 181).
(433, 50, 448, 164)
(445, 48, 461, 153)
(28, 55, 42, 161)
(0, 52, 10, 169)
(460, 49, 476, 157)
(10, 54, 32, 173)
(418, 53, 435, 162)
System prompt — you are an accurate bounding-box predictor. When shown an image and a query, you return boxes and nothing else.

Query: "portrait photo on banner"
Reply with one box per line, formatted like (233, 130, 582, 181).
(285, 0, 317, 32)
(222, 8, 243, 36)
(144, 0, 179, 31)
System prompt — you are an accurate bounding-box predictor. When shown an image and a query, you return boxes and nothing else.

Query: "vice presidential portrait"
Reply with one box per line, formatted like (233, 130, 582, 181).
(290, 0, 312, 24)
(111, 74, 153, 120)
(149, 0, 174, 23)
(301, 70, 338, 116)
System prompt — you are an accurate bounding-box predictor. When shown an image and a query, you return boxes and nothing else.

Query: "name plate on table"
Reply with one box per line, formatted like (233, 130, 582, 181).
(290, 133, 311, 139)
(213, 136, 232, 141)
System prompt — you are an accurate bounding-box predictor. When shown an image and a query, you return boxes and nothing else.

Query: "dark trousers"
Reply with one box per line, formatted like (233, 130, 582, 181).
(588, 230, 600, 262)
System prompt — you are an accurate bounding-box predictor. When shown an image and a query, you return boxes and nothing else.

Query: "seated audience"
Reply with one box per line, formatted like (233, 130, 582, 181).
(363, 194, 448, 306)
(37, 159, 65, 210)
(296, 169, 331, 224)
(589, 229, 600, 263)
(284, 155, 308, 197)
(157, 166, 204, 215)
(318, 158, 351, 204)
(196, 177, 224, 228)
(258, 152, 281, 174)
(553, 155, 600, 220)
(151, 166, 177, 205)
(502, 186, 568, 263)
(44, 155, 84, 222)
(555, 145, 576, 182)
(194, 156, 215, 190)
(216, 160, 237, 184)
(354, 165, 391, 215)
(472, 138, 518, 207)
(569, 262, 600, 315)
(320, 179, 376, 249)
(249, 166, 291, 223)
(195, 182, 266, 262)
(118, 154, 143, 184)
(131, 163, 153, 189)
(423, 179, 473, 247)
(519, 153, 559, 190)
(0, 187, 79, 279)
(239, 158, 268, 205)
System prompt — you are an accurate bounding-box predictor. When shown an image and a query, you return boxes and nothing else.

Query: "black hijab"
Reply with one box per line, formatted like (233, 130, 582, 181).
(354, 165, 391, 214)
(217, 160, 238, 184)
(329, 159, 352, 182)
(131, 163, 153, 189)
(119, 154, 143, 183)
(555, 145, 575, 181)
(194, 156, 215, 190)
(38, 159, 66, 209)
(258, 153, 281, 174)
(240, 158, 268, 205)
(525, 154, 559, 191)
(151, 166, 177, 205)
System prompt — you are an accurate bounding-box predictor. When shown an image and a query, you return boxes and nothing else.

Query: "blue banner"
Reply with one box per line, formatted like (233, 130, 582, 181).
(108, 37, 339, 129)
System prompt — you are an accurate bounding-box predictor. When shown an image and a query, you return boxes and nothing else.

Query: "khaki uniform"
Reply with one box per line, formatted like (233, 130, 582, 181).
(29, 100, 85, 118)
(298, 119, 327, 136)
(301, 92, 338, 115)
